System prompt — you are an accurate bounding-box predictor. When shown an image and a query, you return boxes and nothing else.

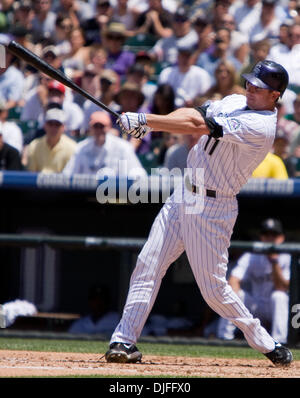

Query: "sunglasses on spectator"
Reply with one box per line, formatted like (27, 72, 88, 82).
(60, 23, 73, 30)
(98, 1, 110, 7)
(106, 34, 124, 41)
(100, 77, 113, 86)
(174, 17, 188, 23)
(46, 120, 63, 127)
(93, 123, 106, 129)
(84, 71, 97, 78)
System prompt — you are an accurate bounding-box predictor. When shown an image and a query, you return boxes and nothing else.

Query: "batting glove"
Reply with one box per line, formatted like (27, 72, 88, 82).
(118, 112, 152, 139)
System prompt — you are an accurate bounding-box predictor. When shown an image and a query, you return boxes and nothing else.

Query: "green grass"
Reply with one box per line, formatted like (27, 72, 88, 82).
(0, 337, 299, 361)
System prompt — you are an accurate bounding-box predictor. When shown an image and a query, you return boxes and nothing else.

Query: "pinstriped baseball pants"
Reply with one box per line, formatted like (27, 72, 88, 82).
(111, 191, 276, 353)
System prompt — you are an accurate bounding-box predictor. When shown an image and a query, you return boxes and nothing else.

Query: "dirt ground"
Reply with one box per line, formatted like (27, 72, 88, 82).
(0, 350, 298, 378)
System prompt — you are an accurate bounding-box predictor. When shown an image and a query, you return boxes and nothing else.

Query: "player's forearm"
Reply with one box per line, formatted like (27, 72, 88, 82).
(146, 109, 210, 135)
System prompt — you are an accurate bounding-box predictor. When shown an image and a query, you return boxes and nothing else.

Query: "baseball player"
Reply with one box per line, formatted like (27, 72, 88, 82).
(105, 60, 293, 367)
(217, 218, 291, 344)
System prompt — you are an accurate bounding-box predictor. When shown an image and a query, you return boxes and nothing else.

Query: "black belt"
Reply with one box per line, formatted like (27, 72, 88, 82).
(192, 185, 216, 198)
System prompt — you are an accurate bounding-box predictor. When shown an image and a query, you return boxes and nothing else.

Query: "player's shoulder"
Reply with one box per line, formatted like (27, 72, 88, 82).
(208, 94, 246, 114)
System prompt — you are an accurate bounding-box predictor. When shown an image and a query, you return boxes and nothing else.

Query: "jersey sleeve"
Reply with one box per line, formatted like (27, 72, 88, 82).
(205, 96, 276, 148)
(213, 112, 275, 148)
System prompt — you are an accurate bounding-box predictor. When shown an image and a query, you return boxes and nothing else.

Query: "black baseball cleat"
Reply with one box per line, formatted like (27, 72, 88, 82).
(105, 342, 142, 363)
(264, 342, 293, 367)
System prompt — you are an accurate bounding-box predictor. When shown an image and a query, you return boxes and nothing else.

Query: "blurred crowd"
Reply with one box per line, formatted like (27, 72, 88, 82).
(0, 0, 300, 178)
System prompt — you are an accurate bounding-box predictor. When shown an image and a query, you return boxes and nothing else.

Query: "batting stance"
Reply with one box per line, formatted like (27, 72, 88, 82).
(105, 60, 293, 367)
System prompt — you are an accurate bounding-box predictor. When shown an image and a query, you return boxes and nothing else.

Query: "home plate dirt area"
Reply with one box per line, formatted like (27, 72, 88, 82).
(0, 350, 298, 377)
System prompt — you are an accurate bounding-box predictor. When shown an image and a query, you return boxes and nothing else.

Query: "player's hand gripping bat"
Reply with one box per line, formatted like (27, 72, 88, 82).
(7, 40, 120, 119)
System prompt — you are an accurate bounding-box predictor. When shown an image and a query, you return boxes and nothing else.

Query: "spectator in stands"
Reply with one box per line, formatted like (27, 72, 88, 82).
(125, 63, 157, 109)
(73, 63, 101, 107)
(210, 0, 232, 30)
(21, 78, 84, 138)
(149, 7, 198, 66)
(62, 27, 91, 78)
(150, 83, 176, 116)
(272, 131, 297, 177)
(114, 81, 150, 153)
(231, 0, 262, 37)
(41, 45, 64, 72)
(0, 50, 25, 110)
(202, 60, 245, 100)
(285, 93, 300, 125)
(80, 0, 114, 45)
(53, 14, 73, 57)
(252, 152, 289, 179)
(275, 98, 300, 146)
(158, 43, 212, 108)
(134, 0, 173, 40)
(134, 50, 156, 81)
(248, 0, 282, 44)
(196, 27, 242, 82)
(163, 133, 200, 173)
(268, 22, 291, 62)
(101, 22, 136, 79)
(31, 0, 57, 44)
(12, 1, 34, 33)
(88, 43, 108, 76)
(190, 13, 215, 67)
(82, 68, 120, 133)
(0, 0, 15, 32)
(110, 0, 138, 37)
(68, 285, 120, 335)
(114, 81, 147, 115)
(63, 111, 147, 178)
(218, 13, 250, 65)
(148, 83, 176, 166)
(26, 108, 77, 173)
(281, 23, 300, 93)
(0, 132, 23, 171)
(54, 0, 94, 27)
(217, 218, 291, 344)
(0, 98, 23, 154)
(239, 39, 271, 87)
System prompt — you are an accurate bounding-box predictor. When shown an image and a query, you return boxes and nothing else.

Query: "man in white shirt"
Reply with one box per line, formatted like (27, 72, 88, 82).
(63, 111, 147, 178)
(217, 218, 291, 344)
(158, 44, 212, 108)
(21, 80, 84, 137)
(248, 0, 282, 44)
(0, 51, 25, 109)
(149, 7, 198, 66)
(231, 0, 262, 37)
(0, 99, 23, 154)
(269, 22, 300, 91)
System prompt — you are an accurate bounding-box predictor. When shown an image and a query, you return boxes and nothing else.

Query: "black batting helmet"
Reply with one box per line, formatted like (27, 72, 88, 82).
(242, 60, 289, 97)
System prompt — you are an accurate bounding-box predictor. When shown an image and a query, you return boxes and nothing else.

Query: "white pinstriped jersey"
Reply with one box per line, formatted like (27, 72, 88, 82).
(187, 94, 277, 196)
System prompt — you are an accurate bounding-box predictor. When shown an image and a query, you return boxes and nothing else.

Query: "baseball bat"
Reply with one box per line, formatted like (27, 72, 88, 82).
(7, 40, 120, 119)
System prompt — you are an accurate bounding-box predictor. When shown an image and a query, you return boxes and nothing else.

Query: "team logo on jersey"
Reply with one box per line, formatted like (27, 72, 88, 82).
(227, 118, 241, 131)
(217, 112, 228, 117)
